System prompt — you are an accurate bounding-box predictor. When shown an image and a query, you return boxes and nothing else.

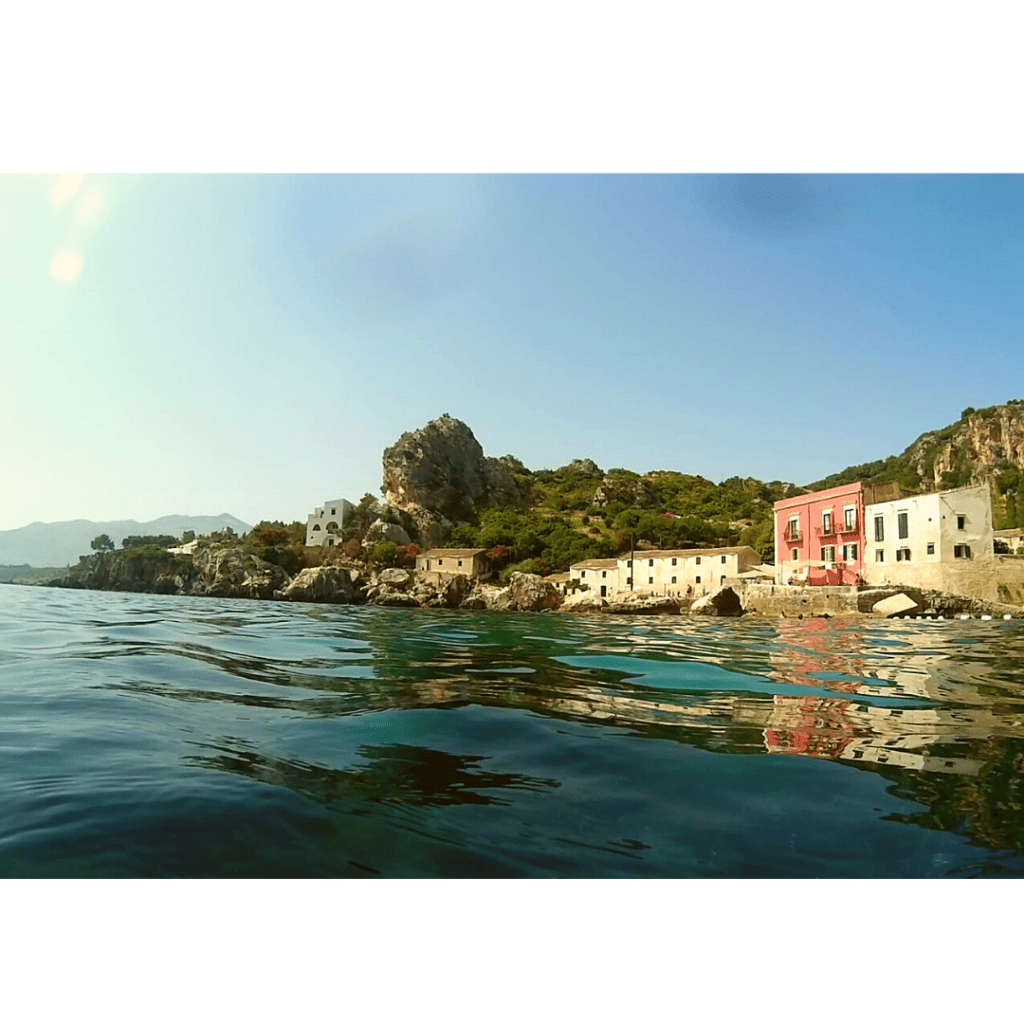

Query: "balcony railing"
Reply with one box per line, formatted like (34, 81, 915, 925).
(815, 523, 835, 538)
(783, 527, 802, 543)
(837, 518, 858, 534)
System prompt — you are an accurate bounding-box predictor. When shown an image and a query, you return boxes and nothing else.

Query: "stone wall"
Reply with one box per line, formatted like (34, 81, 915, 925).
(995, 555, 1024, 606)
(738, 583, 861, 617)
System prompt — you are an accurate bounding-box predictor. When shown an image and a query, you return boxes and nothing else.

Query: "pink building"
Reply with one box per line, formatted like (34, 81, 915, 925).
(774, 483, 867, 586)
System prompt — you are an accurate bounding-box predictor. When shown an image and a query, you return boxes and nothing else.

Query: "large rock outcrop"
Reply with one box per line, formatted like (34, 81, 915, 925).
(690, 586, 744, 616)
(381, 414, 528, 521)
(276, 566, 361, 603)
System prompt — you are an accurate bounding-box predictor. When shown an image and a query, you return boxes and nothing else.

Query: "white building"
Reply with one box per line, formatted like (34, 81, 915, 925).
(861, 483, 996, 601)
(570, 546, 762, 599)
(569, 558, 620, 597)
(306, 498, 355, 548)
(619, 546, 763, 597)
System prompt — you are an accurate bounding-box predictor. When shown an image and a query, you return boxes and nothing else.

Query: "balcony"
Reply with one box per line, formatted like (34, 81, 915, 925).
(782, 527, 802, 543)
(815, 523, 836, 538)
(837, 518, 859, 534)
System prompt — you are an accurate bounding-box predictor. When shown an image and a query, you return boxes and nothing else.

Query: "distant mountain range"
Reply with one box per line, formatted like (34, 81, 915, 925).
(0, 514, 252, 568)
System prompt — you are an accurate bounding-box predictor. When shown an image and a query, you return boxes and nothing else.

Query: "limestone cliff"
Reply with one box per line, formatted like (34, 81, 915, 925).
(905, 402, 1024, 490)
(380, 415, 528, 545)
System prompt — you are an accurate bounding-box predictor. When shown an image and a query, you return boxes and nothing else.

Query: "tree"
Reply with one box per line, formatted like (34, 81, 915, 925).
(1017, 480, 1024, 531)
(181, 530, 195, 543)
(90, 534, 114, 552)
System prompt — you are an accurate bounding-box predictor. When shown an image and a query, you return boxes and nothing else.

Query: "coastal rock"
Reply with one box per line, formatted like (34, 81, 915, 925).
(381, 414, 527, 518)
(190, 544, 290, 600)
(276, 566, 357, 603)
(872, 593, 921, 618)
(504, 572, 563, 612)
(377, 567, 413, 590)
(561, 589, 607, 613)
(690, 586, 744, 616)
(417, 573, 471, 608)
(605, 591, 683, 615)
(373, 588, 421, 608)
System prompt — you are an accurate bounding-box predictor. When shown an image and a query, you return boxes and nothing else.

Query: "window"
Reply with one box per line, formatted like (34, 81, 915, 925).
(896, 548, 911, 562)
(327, 538, 334, 546)
(721, 556, 727, 564)
(897, 512, 908, 539)
(821, 545, 836, 563)
(626, 576, 632, 586)
(954, 544, 972, 559)
(792, 549, 799, 561)
(822, 511, 832, 534)
(695, 575, 701, 584)
(957, 515, 966, 530)
(695, 557, 701, 565)
(312, 524, 321, 531)
(671, 558, 677, 566)
(438, 559, 443, 565)
(720, 575, 726, 585)
(787, 515, 800, 540)
(602, 571, 607, 578)
(331, 508, 336, 515)
(626, 559, 632, 567)
(842, 543, 858, 562)
(671, 576, 677, 584)
(844, 507, 856, 530)
(875, 550, 885, 563)
(581, 570, 586, 577)
(926, 542, 935, 555)
(648, 559, 654, 567)
(874, 516, 884, 542)
(648, 576, 654, 585)
(458, 560, 463, 567)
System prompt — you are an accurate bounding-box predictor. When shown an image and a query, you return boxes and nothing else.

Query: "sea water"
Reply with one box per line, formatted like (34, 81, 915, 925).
(2, 584, 1024, 877)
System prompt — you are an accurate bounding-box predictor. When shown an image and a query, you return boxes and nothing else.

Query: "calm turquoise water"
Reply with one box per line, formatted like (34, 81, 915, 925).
(3, 585, 1024, 877)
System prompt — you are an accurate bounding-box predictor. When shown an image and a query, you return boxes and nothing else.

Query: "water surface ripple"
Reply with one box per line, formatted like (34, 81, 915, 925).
(3, 586, 1024, 876)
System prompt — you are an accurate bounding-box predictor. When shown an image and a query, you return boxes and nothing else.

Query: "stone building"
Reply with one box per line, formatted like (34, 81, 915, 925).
(415, 548, 490, 577)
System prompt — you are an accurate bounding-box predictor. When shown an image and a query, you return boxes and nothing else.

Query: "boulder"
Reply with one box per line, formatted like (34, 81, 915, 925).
(362, 519, 412, 549)
(690, 586, 744, 616)
(505, 572, 563, 611)
(374, 588, 421, 608)
(276, 566, 357, 603)
(377, 567, 412, 590)
(561, 589, 607, 613)
(872, 593, 921, 618)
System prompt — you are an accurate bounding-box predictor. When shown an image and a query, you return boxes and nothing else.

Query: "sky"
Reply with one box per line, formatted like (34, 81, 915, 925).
(1, 172, 1022, 531)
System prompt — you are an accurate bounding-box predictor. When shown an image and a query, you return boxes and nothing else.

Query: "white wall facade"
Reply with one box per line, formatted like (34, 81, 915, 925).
(569, 559, 620, 597)
(613, 546, 762, 597)
(306, 498, 354, 548)
(862, 484, 995, 600)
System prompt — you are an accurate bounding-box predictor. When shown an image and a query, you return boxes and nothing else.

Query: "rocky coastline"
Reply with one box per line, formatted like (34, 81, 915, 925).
(47, 538, 1023, 620)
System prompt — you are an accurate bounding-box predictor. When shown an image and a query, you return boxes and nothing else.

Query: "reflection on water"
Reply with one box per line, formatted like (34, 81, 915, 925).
(2, 585, 1024, 875)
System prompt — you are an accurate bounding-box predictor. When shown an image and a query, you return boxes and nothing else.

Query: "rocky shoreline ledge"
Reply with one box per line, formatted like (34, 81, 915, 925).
(47, 539, 1023, 620)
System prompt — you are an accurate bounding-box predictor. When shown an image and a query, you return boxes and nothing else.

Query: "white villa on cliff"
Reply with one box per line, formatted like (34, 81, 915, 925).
(305, 498, 355, 548)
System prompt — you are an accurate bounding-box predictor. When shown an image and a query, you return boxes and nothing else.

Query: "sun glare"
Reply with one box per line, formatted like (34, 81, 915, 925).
(51, 174, 85, 208)
(50, 250, 84, 282)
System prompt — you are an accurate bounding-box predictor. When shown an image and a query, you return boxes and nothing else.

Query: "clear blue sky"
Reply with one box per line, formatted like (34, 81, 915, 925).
(1, 173, 1021, 531)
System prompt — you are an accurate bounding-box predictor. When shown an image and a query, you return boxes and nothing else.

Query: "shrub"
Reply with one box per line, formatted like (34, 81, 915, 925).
(370, 541, 398, 566)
